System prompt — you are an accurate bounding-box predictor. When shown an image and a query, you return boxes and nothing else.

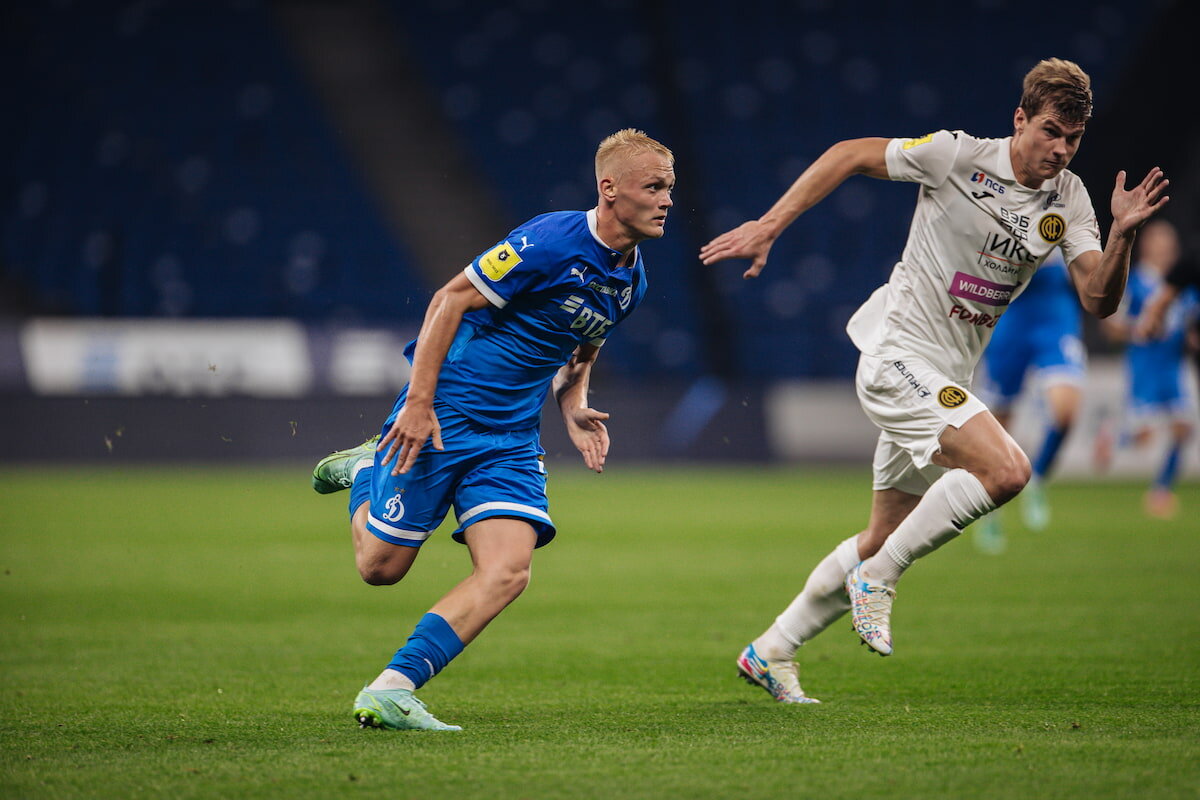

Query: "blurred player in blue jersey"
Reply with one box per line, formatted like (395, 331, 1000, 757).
(1099, 219, 1197, 518)
(310, 129, 674, 730)
(974, 250, 1086, 552)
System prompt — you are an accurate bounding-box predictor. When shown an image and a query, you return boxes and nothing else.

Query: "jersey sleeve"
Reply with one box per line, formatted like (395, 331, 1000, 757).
(884, 129, 961, 188)
(1057, 179, 1103, 267)
(464, 225, 561, 308)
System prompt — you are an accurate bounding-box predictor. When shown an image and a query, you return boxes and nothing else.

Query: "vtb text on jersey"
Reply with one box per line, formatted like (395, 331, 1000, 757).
(407, 208, 647, 430)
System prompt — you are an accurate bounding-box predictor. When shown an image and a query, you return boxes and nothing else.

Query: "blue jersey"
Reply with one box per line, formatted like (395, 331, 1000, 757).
(1124, 263, 1197, 389)
(1002, 252, 1080, 326)
(982, 252, 1084, 404)
(403, 208, 648, 430)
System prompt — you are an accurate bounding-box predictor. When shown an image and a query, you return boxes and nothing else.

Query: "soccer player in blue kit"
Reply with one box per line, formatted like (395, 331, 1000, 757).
(975, 249, 1086, 551)
(1101, 219, 1197, 518)
(310, 129, 674, 730)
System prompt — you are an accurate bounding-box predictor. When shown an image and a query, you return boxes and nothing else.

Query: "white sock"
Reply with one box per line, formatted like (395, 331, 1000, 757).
(862, 469, 995, 584)
(367, 668, 416, 692)
(754, 536, 861, 660)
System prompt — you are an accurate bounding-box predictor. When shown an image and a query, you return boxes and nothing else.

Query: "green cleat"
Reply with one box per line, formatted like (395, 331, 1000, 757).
(1020, 476, 1050, 531)
(353, 687, 461, 731)
(311, 436, 379, 494)
(972, 512, 1006, 555)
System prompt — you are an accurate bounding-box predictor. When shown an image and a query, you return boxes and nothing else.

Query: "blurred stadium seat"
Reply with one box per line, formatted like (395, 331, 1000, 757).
(1, 0, 1168, 381)
(3, 1, 422, 324)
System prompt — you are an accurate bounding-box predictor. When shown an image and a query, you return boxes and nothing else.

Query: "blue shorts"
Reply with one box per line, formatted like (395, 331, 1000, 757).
(1128, 360, 1191, 420)
(983, 323, 1085, 407)
(357, 400, 555, 549)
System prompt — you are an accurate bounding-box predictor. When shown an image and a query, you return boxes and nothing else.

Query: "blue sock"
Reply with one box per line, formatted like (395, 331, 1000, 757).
(348, 465, 373, 518)
(1155, 442, 1183, 490)
(386, 613, 465, 690)
(1033, 425, 1068, 480)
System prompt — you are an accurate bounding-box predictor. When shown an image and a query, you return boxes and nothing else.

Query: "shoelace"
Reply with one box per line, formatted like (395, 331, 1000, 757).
(771, 660, 801, 688)
(855, 584, 895, 619)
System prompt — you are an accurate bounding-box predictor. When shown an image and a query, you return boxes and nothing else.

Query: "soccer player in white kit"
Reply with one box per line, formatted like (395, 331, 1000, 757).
(700, 59, 1169, 703)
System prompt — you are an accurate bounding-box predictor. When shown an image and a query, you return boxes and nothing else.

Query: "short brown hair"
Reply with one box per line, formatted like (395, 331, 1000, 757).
(595, 129, 674, 183)
(1020, 58, 1093, 125)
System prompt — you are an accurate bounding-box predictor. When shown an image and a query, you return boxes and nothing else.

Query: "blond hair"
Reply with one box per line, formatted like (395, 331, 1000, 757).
(595, 129, 674, 183)
(1020, 58, 1093, 125)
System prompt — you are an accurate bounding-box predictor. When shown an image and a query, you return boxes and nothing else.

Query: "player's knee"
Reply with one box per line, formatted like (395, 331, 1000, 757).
(991, 450, 1032, 504)
(356, 554, 408, 586)
(1049, 408, 1076, 431)
(479, 563, 531, 602)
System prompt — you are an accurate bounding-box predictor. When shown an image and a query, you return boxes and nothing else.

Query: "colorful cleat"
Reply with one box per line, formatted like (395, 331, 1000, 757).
(1144, 487, 1178, 519)
(1020, 476, 1050, 531)
(736, 643, 819, 704)
(352, 686, 461, 731)
(972, 512, 1006, 555)
(312, 435, 379, 494)
(846, 563, 895, 656)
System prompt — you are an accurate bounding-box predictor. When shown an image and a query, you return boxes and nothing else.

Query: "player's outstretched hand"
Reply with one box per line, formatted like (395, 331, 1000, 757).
(699, 219, 776, 279)
(565, 406, 610, 473)
(1111, 167, 1169, 237)
(377, 402, 444, 476)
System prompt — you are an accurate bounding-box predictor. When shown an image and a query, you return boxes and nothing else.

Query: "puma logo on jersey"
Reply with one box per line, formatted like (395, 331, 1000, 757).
(570, 267, 587, 283)
(518, 236, 536, 251)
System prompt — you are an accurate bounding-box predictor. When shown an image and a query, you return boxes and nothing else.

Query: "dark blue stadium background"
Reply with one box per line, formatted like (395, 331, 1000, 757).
(2, 0, 1193, 382)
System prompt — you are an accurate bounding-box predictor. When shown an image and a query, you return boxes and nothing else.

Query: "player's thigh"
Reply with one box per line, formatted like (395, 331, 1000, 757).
(462, 517, 538, 575)
(1033, 330, 1086, 422)
(934, 411, 1030, 498)
(1043, 381, 1083, 425)
(351, 501, 421, 584)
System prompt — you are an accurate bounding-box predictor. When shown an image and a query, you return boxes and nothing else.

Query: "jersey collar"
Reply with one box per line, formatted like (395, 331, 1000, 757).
(587, 207, 639, 268)
(997, 136, 1057, 193)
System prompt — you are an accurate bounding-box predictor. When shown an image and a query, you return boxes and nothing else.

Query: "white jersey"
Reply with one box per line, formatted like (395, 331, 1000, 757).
(846, 129, 1102, 383)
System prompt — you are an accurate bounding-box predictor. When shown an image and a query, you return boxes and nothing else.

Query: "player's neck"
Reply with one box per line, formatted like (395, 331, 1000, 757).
(594, 207, 641, 261)
(1008, 141, 1046, 190)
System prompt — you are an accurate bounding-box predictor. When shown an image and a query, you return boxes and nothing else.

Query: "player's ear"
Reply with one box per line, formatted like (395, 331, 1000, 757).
(1013, 106, 1026, 135)
(599, 176, 617, 201)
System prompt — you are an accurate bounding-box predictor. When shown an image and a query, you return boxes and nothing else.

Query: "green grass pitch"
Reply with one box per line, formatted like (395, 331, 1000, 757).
(1, 465, 1197, 799)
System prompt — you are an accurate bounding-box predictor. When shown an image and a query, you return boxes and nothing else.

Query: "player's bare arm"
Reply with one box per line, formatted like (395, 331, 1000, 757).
(379, 272, 491, 475)
(1135, 282, 1183, 339)
(1068, 167, 1170, 318)
(553, 342, 610, 473)
(699, 137, 889, 278)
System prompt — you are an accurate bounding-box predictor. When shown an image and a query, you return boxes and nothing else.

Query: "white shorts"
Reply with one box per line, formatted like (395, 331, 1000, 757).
(856, 353, 989, 496)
